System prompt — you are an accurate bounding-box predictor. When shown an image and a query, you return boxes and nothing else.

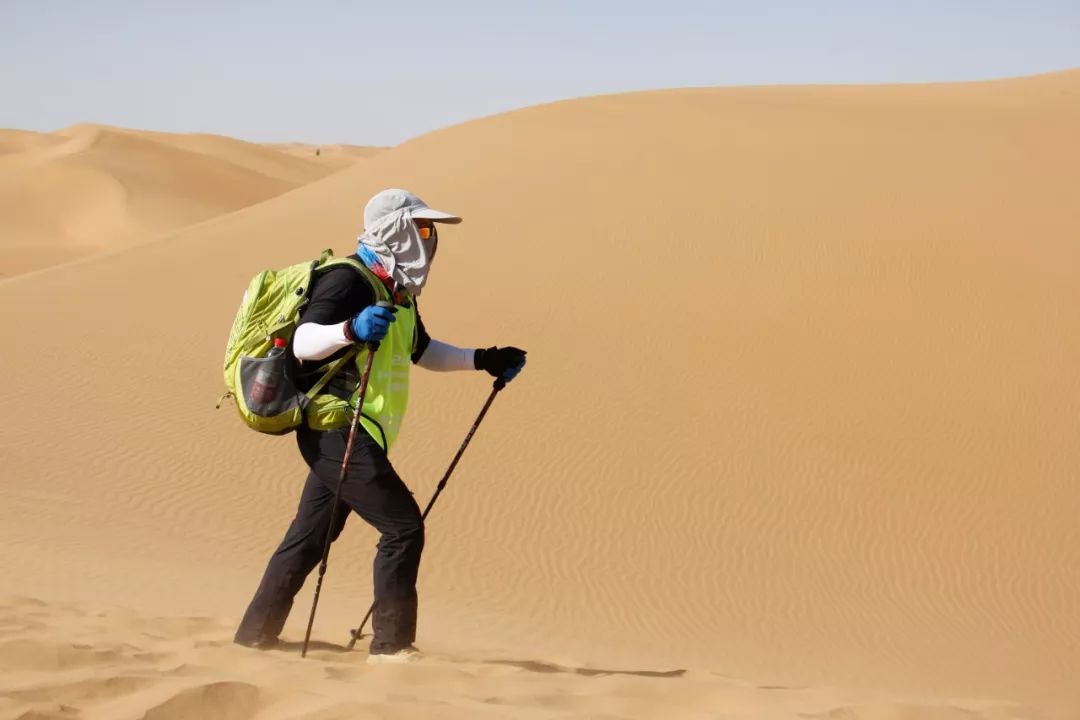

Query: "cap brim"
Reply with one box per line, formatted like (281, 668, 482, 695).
(412, 207, 462, 224)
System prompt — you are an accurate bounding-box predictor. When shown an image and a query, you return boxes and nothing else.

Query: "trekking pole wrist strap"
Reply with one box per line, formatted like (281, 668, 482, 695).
(342, 319, 360, 344)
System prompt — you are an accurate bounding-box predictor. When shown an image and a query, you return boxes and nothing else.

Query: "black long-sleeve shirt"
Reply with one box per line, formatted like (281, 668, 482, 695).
(292, 255, 431, 391)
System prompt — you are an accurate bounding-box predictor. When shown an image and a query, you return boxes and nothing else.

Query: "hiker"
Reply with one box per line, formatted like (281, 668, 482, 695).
(233, 188, 527, 663)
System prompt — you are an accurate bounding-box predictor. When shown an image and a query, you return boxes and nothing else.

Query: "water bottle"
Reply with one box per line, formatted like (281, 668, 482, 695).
(250, 338, 287, 404)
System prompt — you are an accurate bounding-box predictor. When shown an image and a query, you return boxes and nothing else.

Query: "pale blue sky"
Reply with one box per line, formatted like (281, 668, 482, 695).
(4, 1, 1078, 146)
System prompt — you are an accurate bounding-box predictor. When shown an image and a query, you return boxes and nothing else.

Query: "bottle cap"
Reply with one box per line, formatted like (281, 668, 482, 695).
(273, 338, 287, 348)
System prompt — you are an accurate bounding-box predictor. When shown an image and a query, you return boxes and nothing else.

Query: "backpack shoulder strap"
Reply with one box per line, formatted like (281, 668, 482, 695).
(298, 254, 387, 404)
(315, 255, 391, 303)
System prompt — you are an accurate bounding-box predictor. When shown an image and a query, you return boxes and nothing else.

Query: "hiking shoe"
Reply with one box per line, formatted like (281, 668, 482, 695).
(233, 635, 278, 651)
(366, 646, 422, 665)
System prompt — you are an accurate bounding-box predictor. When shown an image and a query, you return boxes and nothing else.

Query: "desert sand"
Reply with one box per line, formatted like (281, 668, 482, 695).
(269, 143, 386, 168)
(1, 71, 1079, 719)
(0, 125, 367, 278)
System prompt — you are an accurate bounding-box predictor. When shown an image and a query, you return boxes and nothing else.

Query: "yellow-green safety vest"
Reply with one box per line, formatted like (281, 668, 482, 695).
(304, 261, 417, 452)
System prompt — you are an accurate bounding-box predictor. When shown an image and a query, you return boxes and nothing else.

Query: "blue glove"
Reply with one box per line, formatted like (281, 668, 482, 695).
(349, 305, 396, 343)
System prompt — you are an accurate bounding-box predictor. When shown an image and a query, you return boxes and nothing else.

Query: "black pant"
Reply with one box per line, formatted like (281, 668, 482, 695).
(234, 425, 424, 653)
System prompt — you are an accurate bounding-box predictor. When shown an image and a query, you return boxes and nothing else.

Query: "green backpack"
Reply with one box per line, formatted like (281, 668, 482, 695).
(217, 249, 373, 434)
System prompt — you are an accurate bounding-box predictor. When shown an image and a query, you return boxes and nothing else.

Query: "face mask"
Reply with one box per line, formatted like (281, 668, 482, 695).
(359, 211, 438, 296)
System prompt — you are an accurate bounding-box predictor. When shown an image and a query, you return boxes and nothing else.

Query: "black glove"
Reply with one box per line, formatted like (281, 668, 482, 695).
(474, 346, 527, 382)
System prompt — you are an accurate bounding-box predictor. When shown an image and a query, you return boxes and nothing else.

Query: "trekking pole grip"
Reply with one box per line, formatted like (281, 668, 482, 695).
(366, 301, 394, 352)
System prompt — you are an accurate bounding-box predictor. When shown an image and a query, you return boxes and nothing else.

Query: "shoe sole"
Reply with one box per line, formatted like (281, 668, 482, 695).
(366, 653, 422, 665)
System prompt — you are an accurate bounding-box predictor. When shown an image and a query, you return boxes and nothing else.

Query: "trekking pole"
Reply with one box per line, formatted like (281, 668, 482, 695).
(346, 375, 508, 649)
(301, 300, 394, 658)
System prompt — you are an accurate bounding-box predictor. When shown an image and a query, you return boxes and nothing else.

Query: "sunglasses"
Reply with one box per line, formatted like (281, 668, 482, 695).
(416, 222, 438, 240)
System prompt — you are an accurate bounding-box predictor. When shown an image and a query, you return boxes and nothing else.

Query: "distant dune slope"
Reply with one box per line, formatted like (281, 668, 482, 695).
(0, 124, 366, 277)
(270, 142, 387, 167)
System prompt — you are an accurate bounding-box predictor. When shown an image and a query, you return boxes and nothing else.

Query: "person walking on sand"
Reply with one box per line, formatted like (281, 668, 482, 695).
(233, 189, 527, 663)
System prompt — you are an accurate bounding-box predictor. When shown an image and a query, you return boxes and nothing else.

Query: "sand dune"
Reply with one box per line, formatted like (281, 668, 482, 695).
(0, 129, 67, 156)
(1, 70, 1079, 719)
(270, 142, 386, 168)
(0, 124, 363, 277)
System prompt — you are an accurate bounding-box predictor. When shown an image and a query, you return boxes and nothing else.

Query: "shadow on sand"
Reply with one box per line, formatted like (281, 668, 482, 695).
(488, 659, 686, 679)
(273, 640, 353, 654)
(265, 641, 686, 678)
